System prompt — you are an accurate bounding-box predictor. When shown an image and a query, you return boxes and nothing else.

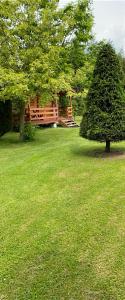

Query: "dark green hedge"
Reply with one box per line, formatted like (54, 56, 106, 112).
(0, 101, 12, 136)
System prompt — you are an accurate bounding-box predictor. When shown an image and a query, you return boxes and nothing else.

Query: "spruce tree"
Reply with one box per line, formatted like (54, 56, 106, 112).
(80, 43, 125, 152)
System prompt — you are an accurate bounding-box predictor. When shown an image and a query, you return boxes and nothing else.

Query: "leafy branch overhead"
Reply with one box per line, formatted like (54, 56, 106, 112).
(0, 0, 93, 102)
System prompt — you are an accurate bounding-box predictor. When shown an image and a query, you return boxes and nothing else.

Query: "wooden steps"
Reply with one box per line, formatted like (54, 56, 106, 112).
(59, 118, 79, 128)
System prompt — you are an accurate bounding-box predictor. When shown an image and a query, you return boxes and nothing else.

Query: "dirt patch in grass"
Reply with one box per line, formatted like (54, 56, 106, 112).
(95, 150, 125, 159)
(72, 145, 125, 159)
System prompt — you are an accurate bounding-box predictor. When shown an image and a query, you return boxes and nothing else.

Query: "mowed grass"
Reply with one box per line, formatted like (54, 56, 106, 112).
(1, 126, 125, 300)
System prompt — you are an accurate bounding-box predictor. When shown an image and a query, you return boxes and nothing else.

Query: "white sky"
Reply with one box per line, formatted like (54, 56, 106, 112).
(59, 0, 125, 54)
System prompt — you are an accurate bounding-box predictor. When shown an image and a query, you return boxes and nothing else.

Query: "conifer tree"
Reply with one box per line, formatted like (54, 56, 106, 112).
(80, 43, 125, 152)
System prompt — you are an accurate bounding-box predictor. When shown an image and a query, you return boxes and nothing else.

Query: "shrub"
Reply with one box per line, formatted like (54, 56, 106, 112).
(23, 123, 36, 141)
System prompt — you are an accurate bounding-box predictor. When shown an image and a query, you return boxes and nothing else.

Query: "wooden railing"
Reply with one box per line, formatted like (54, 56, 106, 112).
(59, 106, 73, 120)
(25, 107, 58, 124)
(13, 105, 73, 127)
(25, 106, 73, 125)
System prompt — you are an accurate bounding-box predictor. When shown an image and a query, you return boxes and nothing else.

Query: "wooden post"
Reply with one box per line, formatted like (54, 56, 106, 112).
(70, 96, 72, 107)
(36, 95, 39, 108)
(55, 99, 59, 119)
(28, 103, 31, 122)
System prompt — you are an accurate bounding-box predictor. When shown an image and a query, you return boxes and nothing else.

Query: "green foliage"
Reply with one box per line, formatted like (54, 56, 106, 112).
(23, 123, 36, 141)
(118, 52, 125, 89)
(61, 0, 93, 71)
(71, 41, 107, 116)
(72, 61, 94, 116)
(72, 96, 85, 116)
(80, 43, 125, 147)
(0, 68, 29, 102)
(0, 0, 93, 99)
(59, 94, 69, 108)
(0, 0, 93, 139)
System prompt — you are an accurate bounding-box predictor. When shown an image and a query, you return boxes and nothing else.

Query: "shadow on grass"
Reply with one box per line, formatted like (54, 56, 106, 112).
(0, 131, 49, 149)
(0, 133, 20, 145)
(0, 127, 69, 149)
(72, 144, 125, 159)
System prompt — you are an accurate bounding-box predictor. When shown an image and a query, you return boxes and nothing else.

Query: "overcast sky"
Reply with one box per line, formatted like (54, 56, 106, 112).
(59, 0, 125, 54)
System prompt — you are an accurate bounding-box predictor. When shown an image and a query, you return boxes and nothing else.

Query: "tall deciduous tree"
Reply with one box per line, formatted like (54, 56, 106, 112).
(0, 0, 93, 140)
(80, 43, 125, 153)
(59, 0, 93, 115)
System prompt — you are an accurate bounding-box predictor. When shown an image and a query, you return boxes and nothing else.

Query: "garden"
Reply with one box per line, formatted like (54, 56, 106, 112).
(1, 0, 125, 299)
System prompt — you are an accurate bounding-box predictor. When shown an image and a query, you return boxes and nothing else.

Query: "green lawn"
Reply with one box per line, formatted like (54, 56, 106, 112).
(1, 126, 125, 300)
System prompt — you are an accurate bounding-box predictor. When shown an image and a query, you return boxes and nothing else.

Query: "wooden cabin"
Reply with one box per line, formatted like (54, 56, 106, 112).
(24, 95, 78, 128)
(0, 95, 78, 136)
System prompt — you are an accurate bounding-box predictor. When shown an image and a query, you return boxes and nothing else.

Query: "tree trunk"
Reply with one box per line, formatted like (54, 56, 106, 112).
(19, 102, 25, 141)
(105, 140, 110, 153)
(10, 101, 13, 131)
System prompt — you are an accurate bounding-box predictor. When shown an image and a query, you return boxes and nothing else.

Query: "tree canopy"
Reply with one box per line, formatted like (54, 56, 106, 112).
(0, 0, 93, 97)
(0, 0, 93, 139)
